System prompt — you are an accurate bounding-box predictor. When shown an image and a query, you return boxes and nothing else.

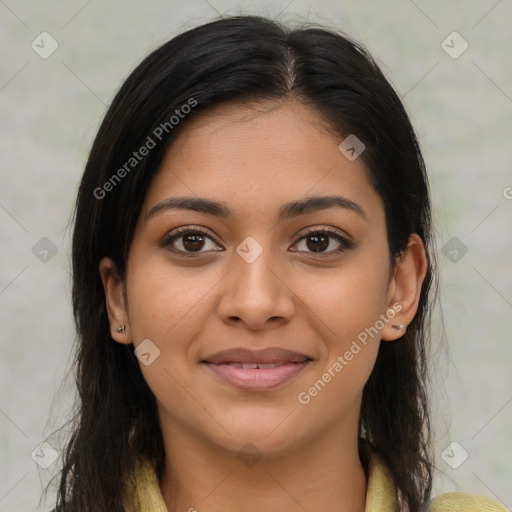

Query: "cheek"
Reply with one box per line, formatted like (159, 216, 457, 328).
(296, 258, 390, 339)
(125, 261, 215, 406)
(293, 255, 389, 393)
(295, 270, 386, 418)
(126, 257, 219, 341)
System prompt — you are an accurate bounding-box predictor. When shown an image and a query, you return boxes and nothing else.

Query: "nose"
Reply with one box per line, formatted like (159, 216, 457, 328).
(216, 239, 296, 331)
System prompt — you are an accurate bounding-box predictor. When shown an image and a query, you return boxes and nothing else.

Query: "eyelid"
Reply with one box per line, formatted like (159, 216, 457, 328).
(297, 224, 352, 242)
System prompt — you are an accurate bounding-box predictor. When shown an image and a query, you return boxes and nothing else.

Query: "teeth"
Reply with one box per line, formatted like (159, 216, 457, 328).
(225, 362, 287, 369)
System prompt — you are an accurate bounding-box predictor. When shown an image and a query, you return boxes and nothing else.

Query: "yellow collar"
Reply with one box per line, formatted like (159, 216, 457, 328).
(122, 453, 398, 512)
(122, 454, 508, 511)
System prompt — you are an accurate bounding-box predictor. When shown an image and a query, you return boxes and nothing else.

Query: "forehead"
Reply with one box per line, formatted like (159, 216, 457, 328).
(142, 99, 383, 224)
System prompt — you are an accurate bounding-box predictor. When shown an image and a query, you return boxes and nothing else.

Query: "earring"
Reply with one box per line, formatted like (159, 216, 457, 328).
(392, 324, 405, 331)
(116, 325, 126, 334)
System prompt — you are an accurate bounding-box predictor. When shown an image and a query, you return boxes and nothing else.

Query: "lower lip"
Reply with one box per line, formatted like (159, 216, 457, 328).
(202, 361, 310, 391)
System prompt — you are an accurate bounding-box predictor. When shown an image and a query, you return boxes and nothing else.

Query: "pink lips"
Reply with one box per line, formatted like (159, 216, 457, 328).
(201, 347, 311, 392)
(203, 361, 310, 391)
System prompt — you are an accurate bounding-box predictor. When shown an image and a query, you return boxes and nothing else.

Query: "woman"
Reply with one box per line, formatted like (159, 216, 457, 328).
(50, 14, 507, 512)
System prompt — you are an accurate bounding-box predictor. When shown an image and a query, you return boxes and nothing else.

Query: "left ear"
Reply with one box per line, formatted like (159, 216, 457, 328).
(381, 233, 428, 341)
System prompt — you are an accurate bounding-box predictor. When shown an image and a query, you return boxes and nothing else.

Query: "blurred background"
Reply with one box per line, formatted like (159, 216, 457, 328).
(1, 1, 511, 510)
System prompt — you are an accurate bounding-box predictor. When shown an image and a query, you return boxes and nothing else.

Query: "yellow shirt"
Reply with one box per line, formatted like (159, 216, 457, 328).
(122, 454, 508, 511)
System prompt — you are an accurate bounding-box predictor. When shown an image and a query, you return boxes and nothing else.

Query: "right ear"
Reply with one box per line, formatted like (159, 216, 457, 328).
(99, 257, 131, 344)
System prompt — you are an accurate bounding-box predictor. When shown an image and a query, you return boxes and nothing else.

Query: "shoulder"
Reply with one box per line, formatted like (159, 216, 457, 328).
(426, 492, 509, 511)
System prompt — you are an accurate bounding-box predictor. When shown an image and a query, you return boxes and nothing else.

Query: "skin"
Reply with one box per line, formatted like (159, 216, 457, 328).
(100, 98, 427, 512)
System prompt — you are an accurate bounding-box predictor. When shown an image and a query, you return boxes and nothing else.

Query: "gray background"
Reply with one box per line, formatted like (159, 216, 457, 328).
(1, 1, 511, 511)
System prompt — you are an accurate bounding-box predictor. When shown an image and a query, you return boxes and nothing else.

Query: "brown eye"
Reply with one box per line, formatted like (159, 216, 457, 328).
(161, 228, 221, 256)
(304, 233, 330, 252)
(292, 229, 353, 255)
(181, 232, 206, 252)
(161, 226, 353, 258)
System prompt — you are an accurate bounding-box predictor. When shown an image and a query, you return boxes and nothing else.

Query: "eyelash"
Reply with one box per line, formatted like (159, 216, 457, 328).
(160, 225, 354, 258)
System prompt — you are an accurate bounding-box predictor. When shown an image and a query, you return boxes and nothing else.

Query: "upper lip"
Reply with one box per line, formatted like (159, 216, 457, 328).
(202, 347, 311, 364)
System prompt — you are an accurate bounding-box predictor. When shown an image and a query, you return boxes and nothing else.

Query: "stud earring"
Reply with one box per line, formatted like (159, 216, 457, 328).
(116, 325, 126, 334)
(392, 324, 405, 331)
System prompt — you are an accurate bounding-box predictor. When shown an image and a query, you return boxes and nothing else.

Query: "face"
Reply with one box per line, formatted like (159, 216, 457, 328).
(101, 99, 425, 459)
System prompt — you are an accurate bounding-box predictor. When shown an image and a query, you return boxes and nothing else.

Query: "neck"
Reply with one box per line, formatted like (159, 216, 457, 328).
(158, 419, 367, 512)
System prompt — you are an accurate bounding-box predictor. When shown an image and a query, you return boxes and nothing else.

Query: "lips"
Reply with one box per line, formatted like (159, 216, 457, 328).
(201, 347, 312, 391)
(202, 347, 311, 365)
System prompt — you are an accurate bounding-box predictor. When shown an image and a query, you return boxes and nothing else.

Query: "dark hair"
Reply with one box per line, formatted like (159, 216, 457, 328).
(51, 14, 437, 512)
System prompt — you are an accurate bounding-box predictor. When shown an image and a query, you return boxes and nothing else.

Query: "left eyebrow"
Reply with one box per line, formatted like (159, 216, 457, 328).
(146, 194, 368, 222)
